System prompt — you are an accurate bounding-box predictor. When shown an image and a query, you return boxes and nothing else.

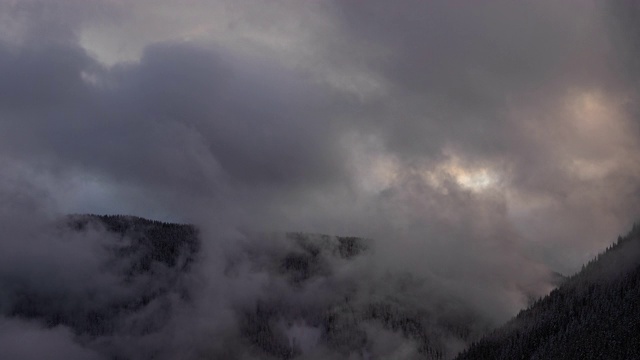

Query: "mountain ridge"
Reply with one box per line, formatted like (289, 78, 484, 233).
(455, 223, 640, 360)
(7, 213, 635, 359)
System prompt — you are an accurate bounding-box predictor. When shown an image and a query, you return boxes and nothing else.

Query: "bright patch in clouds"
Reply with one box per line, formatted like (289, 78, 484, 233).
(455, 168, 498, 191)
(421, 154, 502, 193)
(354, 143, 501, 194)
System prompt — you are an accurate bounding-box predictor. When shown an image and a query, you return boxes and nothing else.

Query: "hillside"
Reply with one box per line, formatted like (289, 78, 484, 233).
(2, 214, 494, 359)
(8, 214, 635, 359)
(9, 215, 199, 338)
(455, 223, 640, 360)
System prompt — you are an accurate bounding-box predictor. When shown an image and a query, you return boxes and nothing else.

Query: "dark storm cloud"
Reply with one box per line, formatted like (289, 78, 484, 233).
(332, 0, 611, 156)
(0, 34, 348, 223)
(608, 0, 640, 88)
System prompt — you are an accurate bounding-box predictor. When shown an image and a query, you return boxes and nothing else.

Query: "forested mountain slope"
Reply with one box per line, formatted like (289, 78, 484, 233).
(456, 223, 640, 360)
(8, 215, 199, 338)
(2, 214, 494, 359)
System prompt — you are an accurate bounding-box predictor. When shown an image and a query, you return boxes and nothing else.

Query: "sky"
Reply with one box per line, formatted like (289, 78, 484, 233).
(1, 0, 640, 292)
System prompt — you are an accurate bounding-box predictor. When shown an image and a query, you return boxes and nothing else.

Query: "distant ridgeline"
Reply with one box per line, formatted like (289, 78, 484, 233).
(69, 214, 201, 272)
(456, 223, 640, 360)
(3, 214, 497, 359)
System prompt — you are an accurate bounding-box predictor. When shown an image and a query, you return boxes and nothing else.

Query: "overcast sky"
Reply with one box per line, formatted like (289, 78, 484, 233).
(1, 0, 639, 278)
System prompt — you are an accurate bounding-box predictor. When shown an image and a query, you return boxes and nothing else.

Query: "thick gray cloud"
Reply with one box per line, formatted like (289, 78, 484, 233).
(0, 34, 349, 224)
(0, 318, 104, 360)
(324, 0, 640, 270)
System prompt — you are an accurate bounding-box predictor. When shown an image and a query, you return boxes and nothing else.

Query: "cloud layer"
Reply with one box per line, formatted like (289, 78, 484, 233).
(1, 0, 640, 357)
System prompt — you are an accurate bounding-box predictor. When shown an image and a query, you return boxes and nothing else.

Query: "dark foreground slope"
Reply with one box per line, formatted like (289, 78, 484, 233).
(456, 223, 640, 360)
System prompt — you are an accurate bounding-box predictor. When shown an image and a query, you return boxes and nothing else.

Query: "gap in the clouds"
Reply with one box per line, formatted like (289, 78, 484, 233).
(50, 173, 182, 224)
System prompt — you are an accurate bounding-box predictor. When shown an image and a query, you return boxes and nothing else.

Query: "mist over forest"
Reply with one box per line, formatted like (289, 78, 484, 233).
(1, 0, 639, 359)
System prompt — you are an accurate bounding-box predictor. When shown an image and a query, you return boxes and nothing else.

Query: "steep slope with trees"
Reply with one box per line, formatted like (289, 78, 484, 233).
(456, 223, 640, 360)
